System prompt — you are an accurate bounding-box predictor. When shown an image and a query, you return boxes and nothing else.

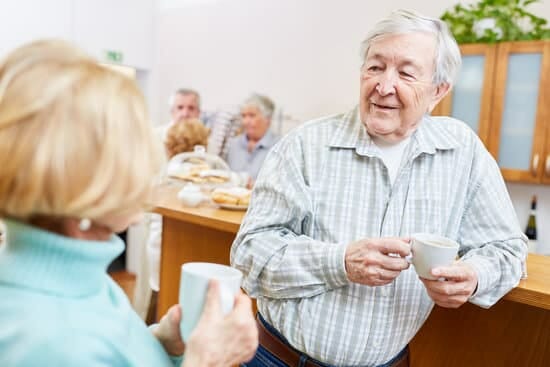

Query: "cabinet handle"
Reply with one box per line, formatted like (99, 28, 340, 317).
(546, 155, 550, 177)
(532, 154, 540, 176)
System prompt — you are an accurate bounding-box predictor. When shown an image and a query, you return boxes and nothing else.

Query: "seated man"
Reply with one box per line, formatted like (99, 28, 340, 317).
(154, 88, 203, 144)
(225, 93, 279, 186)
(162, 88, 240, 158)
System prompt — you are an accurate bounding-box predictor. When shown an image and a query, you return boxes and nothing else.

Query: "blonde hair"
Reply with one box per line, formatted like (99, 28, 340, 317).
(165, 118, 210, 158)
(0, 39, 163, 221)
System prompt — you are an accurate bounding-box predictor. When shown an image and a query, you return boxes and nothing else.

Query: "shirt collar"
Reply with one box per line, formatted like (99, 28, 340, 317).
(0, 219, 124, 297)
(329, 107, 461, 156)
(411, 115, 461, 155)
(328, 107, 374, 155)
(239, 130, 278, 150)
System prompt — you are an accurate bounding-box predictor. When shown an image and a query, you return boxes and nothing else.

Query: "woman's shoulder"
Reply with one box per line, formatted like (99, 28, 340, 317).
(0, 281, 171, 366)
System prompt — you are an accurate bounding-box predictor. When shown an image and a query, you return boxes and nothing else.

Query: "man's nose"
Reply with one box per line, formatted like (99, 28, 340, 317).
(375, 72, 397, 96)
(180, 108, 192, 118)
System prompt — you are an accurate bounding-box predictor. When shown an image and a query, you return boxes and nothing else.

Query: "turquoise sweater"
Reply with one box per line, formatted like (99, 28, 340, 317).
(0, 220, 179, 367)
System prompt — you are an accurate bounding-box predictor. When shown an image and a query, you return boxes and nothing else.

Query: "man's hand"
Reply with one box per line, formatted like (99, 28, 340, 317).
(153, 304, 186, 356)
(182, 281, 258, 367)
(420, 261, 478, 308)
(345, 237, 411, 286)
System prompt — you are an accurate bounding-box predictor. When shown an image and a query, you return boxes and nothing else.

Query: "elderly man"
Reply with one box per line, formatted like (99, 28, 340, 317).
(169, 88, 201, 123)
(231, 9, 526, 367)
(165, 88, 241, 157)
(155, 88, 202, 144)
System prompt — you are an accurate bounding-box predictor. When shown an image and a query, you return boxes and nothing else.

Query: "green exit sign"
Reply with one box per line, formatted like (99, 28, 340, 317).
(105, 50, 124, 64)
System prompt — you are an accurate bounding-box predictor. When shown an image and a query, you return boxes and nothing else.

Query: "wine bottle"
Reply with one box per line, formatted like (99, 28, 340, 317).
(525, 195, 537, 253)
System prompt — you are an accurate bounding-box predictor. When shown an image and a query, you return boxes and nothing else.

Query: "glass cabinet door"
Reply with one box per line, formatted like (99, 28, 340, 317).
(451, 55, 486, 135)
(490, 41, 549, 183)
(431, 44, 496, 145)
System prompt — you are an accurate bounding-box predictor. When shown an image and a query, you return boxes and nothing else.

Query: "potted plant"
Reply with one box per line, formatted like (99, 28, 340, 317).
(441, 0, 550, 43)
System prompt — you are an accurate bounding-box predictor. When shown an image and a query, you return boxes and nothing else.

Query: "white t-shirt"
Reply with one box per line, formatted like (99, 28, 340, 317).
(372, 136, 411, 185)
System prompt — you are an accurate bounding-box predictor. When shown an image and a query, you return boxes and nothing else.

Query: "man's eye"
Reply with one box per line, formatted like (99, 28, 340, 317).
(368, 66, 380, 71)
(400, 71, 414, 79)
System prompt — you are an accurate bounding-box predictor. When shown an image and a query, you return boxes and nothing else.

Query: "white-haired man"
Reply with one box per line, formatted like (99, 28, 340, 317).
(164, 88, 240, 157)
(169, 88, 201, 123)
(231, 9, 526, 367)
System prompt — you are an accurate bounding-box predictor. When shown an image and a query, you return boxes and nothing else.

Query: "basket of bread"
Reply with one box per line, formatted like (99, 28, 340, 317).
(211, 187, 251, 210)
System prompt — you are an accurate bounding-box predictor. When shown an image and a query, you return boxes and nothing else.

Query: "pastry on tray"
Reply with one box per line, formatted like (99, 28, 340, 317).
(211, 187, 251, 207)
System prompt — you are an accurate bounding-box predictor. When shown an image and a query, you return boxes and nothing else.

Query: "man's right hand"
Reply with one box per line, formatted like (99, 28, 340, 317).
(344, 238, 411, 286)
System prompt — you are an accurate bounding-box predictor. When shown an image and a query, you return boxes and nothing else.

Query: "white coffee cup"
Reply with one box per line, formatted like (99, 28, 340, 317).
(409, 233, 459, 280)
(179, 262, 243, 341)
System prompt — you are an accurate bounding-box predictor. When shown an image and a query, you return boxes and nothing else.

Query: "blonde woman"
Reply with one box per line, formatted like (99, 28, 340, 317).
(0, 40, 257, 367)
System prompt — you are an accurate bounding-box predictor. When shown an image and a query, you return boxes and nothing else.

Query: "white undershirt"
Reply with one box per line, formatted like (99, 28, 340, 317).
(372, 136, 411, 185)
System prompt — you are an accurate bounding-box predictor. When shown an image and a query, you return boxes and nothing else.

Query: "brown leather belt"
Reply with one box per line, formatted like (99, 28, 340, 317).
(256, 316, 409, 367)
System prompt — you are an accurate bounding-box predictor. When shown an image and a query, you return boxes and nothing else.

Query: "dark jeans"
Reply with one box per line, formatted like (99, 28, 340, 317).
(243, 313, 408, 367)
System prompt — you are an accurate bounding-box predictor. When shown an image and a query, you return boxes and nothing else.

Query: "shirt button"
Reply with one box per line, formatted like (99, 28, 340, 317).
(380, 287, 389, 297)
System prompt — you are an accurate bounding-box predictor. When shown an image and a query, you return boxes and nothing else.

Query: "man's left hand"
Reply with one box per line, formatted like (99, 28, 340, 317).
(420, 262, 478, 308)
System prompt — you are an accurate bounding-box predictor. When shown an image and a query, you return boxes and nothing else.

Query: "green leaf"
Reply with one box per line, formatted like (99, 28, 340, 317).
(441, 0, 550, 43)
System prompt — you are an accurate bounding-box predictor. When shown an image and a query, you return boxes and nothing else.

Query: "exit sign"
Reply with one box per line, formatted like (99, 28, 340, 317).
(105, 50, 124, 64)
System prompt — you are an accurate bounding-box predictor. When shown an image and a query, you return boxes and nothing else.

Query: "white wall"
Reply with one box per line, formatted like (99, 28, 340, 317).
(156, 0, 481, 123)
(157, 0, 550, 250)
(0, 0, 156, 70)
(0, 0, 161, 151)
(0, 0, 74, 58)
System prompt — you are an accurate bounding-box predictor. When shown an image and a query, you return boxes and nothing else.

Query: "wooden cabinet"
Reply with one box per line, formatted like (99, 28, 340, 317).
(432, 44, 497, 145)
(490, 41, 550, 183)
(432, 40, 550, 184)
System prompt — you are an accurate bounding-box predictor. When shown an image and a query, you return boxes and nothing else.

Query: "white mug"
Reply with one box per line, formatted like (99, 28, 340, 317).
(179, 262, 243, 341)
(409, 233, 459, 280)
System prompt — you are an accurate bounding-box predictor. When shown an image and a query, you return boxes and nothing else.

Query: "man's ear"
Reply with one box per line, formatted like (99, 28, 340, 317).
(428, 82, 451, 113)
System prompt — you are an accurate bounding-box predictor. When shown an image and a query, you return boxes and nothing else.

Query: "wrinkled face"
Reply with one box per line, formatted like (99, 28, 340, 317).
(359, 32, 448, 143)
(241, 105, 270, 141)
(170, 93, 200, 122)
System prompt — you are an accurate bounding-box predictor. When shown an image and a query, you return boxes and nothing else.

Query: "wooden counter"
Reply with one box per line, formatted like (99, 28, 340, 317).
(151, 183, 550, 366)
(504, 253, 550, 310)
(151, 184, 245, 319)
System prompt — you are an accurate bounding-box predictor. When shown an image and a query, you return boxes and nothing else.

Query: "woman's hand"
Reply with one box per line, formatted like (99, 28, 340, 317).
(153, 304, 185, 356)
(182, 281, 258, 367)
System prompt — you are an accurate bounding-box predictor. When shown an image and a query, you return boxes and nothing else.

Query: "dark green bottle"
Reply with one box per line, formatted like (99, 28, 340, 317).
(525, 195, 537, 253)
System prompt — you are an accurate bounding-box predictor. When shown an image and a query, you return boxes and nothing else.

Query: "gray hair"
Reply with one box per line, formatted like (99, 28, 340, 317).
(241, 93, 275, 120)
(168, 88, 201, 108)
(359, 9, 461, 86)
